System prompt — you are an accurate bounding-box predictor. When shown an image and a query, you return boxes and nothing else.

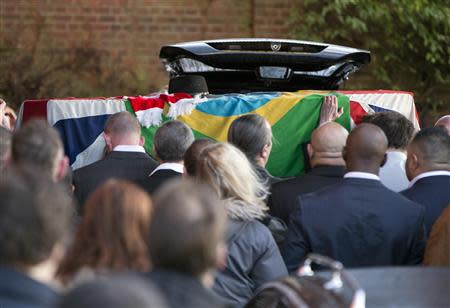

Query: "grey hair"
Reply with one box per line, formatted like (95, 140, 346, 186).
(153, 120, 195, 162)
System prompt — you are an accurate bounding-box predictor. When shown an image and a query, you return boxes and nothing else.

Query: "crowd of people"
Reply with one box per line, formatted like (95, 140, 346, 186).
(0, 96, 449, 308)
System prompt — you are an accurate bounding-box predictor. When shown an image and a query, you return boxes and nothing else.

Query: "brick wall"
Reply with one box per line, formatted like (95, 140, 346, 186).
(0, 0, 296, 90)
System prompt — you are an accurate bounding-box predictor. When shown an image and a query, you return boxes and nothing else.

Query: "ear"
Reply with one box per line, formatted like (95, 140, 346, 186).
(215, 242, 228, 270)
(103, 132, 113, 152)
(139, 135, 145, 147)
(261, 143, 271, 160)
(55, 155, 69, 182)
(307, 143, 314, 160)
(342, 146, 347, 162)
(380, 153, 387, 167)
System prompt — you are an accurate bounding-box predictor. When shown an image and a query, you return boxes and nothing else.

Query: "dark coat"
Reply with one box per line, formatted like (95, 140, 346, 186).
(268, 165, 345, 225)
(401, 175, 450, 236)
(0, 267, 59, 308)
(136, 169, 182, 196)
(146, 269, 227, 308)
(73, 151, 158, 210)
(213, 218, 288, 306)
(282, 178, 427, 272)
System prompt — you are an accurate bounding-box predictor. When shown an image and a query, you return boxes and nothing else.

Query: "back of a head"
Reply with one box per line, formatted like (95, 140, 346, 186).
(12, 119, 63, 177)
(409, 127, 450, 170)
(153, 120, 194, 162)
(310, 122, 348, 155)
(104, 111, 141, 142)
(196, 143, 268, 219)
(344, 123, 388, 172)
(148, 179, 227, 277)
(0, 126, 12, 169)
(0, 168, 73, 267)
(57, 274, 168, 308)
(184, 138, 215, 176)
(228, 114, 272, 164)
(435, 115, 450, 135)
(56, 179, 152, 283)
(362, 111, 414, 150)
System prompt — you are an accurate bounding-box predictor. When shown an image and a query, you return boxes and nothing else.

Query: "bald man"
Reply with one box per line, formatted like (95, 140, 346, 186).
(282, 124, 426, 271)
(435, 115, 450, 135)
(268, 122, 348, 225)
(73, 112, 158, 210)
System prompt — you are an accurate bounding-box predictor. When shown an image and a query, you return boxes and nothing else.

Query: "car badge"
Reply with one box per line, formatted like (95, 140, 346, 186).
(271, 42, 281, 52)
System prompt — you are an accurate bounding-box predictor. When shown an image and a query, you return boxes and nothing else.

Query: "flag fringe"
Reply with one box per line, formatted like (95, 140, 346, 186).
(167, 95, 208, 119)
(135, 108, 163, 128)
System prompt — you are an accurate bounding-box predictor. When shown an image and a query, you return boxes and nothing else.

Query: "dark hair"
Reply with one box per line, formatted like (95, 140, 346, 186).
(12, 119, 63, 176)
(153, 120, 194, 162)
(184, 138, 215, 176)
(104, 111, 141, 137)
(362, 111, 414, 150)
(0, 169, 73, 266)
(411, 127, 450, 167)
(228, 114, 272, 164)
(148, 179, 226, 276)
(0, 126, 12, 169)
(57, 274, 168, 308)
(56, 180, 152, 284)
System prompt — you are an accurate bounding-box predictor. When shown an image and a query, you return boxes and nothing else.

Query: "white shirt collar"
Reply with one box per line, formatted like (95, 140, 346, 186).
(150, 162, 184, 176)
(409, 170, 450, 187)
(344, 171, 380, 181)
(113, 145, 146, 153)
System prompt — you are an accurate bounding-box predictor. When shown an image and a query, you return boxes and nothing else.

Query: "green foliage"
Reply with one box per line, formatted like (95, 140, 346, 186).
(289, 0, 450, 119)
(0, 17, 156, 111)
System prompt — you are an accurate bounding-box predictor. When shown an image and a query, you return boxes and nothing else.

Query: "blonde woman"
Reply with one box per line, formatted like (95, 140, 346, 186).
(196, 143, 287, 307)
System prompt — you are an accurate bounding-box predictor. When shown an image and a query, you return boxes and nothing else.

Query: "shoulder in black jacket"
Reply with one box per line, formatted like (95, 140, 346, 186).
(73, 151, 158, 211)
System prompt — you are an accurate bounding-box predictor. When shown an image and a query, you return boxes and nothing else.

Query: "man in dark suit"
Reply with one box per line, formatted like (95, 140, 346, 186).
(268, 122, 348, 225)
(402, 127, 450, 236)
(0, 170, 72, 308)
(145, 180, 228, 308)
(282, 124, 426, 272)
(137, 120, 194, 195)
(73, 112, 157, 209)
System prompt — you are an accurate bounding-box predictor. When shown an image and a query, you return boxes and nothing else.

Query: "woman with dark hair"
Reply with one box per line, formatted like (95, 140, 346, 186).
(196, 143, 287, 306)
(184, 138, 215, 177)
(56, 179, 152, 286)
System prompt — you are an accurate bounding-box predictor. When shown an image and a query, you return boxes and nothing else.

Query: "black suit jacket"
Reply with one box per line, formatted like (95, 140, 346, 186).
(137, 169, 182, 196)
(0, 267, 59, 308)
(73, 151, 158, 210)
(268, 165, 345, 225)
(402, 175, 450, 236)
(282, 178, 426, 272)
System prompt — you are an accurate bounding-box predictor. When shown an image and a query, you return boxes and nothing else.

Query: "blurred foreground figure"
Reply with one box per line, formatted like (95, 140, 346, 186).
(0, 170, 73, 308)
(402, 127, 450, 236)
(73, 112, 157, 210)
(282, 123, 426, 271)
(0, 126, 11, 171)
(435, 115, 450, 135)
(196, 143, 287, 306)
(146, 179, 228, 308)
(362, 111, 414, 192)
(11, 119, 69, 182)
(424, 204, 450, 266)
(137, 120, 194, 195)
(269, 122, 348, 225)
(56, 180, 152, 287)
(57, 274, 168, 308)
